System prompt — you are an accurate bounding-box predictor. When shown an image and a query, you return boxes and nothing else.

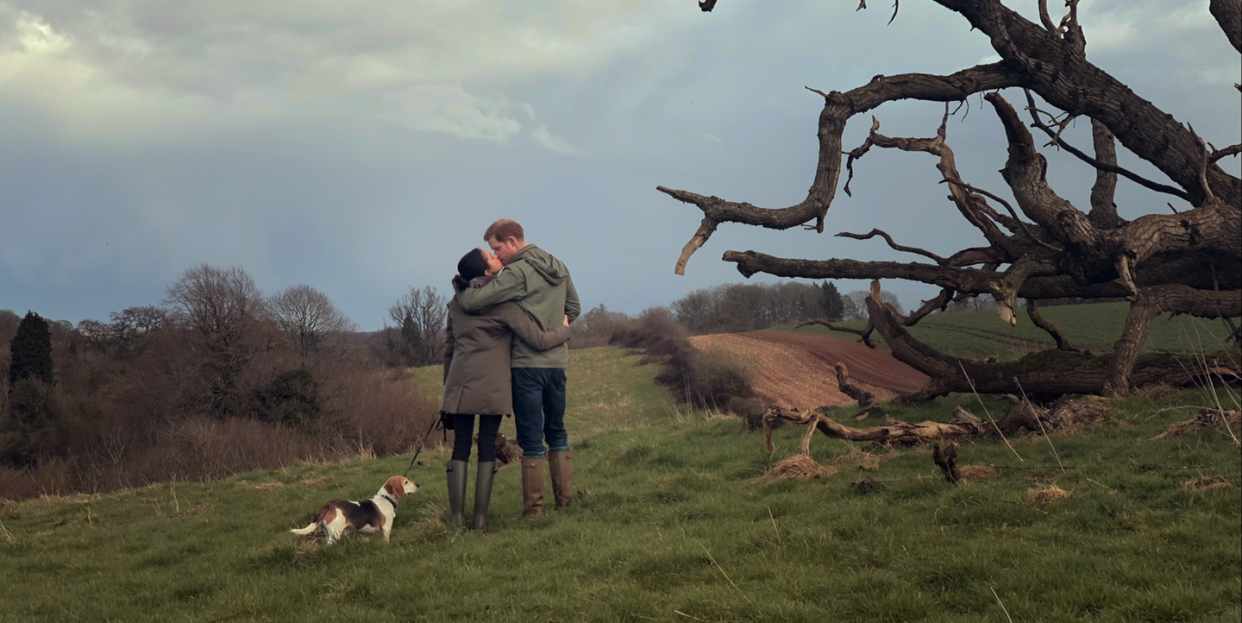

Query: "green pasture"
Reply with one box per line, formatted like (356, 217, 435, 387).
(778, 301, 1237, 362)
(1, 346, 1239, 622)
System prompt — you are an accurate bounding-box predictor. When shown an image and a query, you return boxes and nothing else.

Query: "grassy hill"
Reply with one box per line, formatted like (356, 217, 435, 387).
(1, 346, 1239, 622)
(777, 301, 1238, 362)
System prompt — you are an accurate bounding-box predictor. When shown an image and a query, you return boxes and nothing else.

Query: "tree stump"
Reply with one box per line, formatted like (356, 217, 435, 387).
(932, 442, 962, 484)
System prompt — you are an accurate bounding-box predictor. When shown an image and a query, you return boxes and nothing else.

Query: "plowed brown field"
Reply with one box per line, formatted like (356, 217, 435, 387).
(687, 331, 929, 410)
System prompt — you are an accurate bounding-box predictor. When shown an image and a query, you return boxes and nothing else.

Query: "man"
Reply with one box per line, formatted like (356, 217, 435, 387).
(456, 218, 580, 517)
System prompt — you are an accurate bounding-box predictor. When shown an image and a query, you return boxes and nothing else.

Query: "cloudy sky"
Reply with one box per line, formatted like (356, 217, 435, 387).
(2, 0, 1238, 330)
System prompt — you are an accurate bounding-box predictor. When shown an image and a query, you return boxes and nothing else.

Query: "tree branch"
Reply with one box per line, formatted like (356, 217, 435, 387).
(1021, 91, 1193, 203)
(797, 319, 876, 348)
(674, 218, 718, 276)
(1210, 143, 1242, 163)
(1107, 284, 1242, 395)
(992, 255, 1060, 326)
(717, 248, 1236, 301)
(835, 228, 947, 265)
(836, 362, 879, 413)
(722, 250, 1082, 298)
(847, 105, 1016, 253)
(941, 179, 1063, 252)
(936, 0, 1240, 206)
(862, 279, 1234, 400)
(1088, 120, 1124, 229)
(903, 287, 957, 325)
(1025, 299, 1079, 352)
(989, 92, 1103, 254)
(988, 91, 1236, 278)
(1037, 0, 1057, 34)
(1210, 0, 1242, 53)
(659, 62, 1020, 274)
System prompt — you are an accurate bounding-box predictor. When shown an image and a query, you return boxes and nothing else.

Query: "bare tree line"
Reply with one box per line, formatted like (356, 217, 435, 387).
(672, 282, 844, 334)
(0, 264, 444, 499)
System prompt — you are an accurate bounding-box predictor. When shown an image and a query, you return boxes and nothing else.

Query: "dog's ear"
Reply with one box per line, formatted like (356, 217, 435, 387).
(385, 476, 406, 499)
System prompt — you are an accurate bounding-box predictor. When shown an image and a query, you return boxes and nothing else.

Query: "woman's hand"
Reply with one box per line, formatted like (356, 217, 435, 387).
(562, 315, 570, 327)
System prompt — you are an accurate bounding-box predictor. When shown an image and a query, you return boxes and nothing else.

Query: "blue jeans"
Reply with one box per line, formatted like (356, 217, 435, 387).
(512, 368, 568, 458)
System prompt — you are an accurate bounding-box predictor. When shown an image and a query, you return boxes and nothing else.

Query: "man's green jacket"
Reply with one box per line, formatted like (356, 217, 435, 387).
(456, 244, 580, 368)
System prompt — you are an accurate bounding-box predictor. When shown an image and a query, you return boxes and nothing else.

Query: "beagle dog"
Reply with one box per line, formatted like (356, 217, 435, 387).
(290, 476, 419, 545)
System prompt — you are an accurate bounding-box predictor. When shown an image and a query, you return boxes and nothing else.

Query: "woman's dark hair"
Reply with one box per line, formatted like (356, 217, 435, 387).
(453, 248, 489, 290)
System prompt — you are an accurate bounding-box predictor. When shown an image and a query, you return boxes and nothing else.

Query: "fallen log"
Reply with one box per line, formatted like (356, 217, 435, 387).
(762, 395, 1112, 454)
(762, 406, 982, 455)
(993, 395, 1111, 435)
(1152, 408, 1241, 442)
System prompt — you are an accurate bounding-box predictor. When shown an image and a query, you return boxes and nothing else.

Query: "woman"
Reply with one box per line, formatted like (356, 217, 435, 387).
(441, 248, 572, 532)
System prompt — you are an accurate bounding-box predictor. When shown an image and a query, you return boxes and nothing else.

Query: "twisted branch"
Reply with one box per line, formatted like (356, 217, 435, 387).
(659, 63, 1019, 274)
(1020, 96, 1192, 204)
(836, 228, 947, 265)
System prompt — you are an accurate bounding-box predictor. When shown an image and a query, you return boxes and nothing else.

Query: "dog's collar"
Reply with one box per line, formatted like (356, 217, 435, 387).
(378, 493, 398, 509)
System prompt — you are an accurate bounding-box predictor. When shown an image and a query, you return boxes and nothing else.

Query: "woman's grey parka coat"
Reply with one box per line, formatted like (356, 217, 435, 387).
(441, 279, 572, 416)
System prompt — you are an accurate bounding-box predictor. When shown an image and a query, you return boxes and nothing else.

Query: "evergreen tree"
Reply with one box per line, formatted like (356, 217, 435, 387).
(820, 281, 845, 321)
(3, 312, 57, 466)
(8, 311, 53, 386)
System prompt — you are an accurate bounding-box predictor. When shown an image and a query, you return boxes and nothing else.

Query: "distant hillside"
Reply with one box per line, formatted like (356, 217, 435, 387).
(778, 302, 1236, 362)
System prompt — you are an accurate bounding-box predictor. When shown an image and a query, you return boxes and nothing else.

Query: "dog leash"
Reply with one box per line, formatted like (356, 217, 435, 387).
(402, 414, 446, 478)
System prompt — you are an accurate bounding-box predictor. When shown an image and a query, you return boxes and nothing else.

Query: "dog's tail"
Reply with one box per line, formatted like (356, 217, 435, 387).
(290, 522, 320, 536)
(290, 504, 334, 536)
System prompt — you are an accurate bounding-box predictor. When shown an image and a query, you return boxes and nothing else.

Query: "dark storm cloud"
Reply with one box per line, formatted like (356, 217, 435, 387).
(1, 0, 1237, 328)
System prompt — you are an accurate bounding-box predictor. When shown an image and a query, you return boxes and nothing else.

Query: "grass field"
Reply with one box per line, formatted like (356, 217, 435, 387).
(1, 346, 1239, 622)
(776, 302, 1238, 362)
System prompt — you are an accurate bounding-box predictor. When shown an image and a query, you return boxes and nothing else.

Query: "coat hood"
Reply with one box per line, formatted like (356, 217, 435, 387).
(512, 245, 568, 285)
(451, 274, 496, 293)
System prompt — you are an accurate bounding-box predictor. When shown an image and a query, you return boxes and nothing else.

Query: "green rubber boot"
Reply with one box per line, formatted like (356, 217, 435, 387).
(473, 462, 496, 533)
(446, 460, 468, 530)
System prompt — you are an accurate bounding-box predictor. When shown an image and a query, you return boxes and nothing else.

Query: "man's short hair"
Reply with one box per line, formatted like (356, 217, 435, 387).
(484, 219, 525, 243)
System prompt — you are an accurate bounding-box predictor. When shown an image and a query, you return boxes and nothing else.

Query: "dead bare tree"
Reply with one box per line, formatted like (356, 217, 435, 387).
(270, 285, 358, 364)
(385, 286, 448, 368)
(164, 264, 269, 416)
(74, 306, 167, 358)
(664, 0, 1241, 400)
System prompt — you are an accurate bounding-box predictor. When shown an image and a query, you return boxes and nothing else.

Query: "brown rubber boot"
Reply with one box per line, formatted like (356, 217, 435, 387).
(548, 450, 574, 510)
(520, 457, 545, 518)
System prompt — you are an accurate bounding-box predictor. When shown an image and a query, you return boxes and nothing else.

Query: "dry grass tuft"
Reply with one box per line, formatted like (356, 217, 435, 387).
(288, 540, 320, 569)
(254, 482, 285, 492)
(300, 477, 330, 487)
(1026, 484, 1071, 508)
(397, 501, 451, 543)
(766, 455, 836, 480)
(1134, 384, 1179, 400)
(829, 448, 880, 472)
(959, 465, 996, 483)
(1180, 477, 1233, 493)
(417, 502, 444, 523)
